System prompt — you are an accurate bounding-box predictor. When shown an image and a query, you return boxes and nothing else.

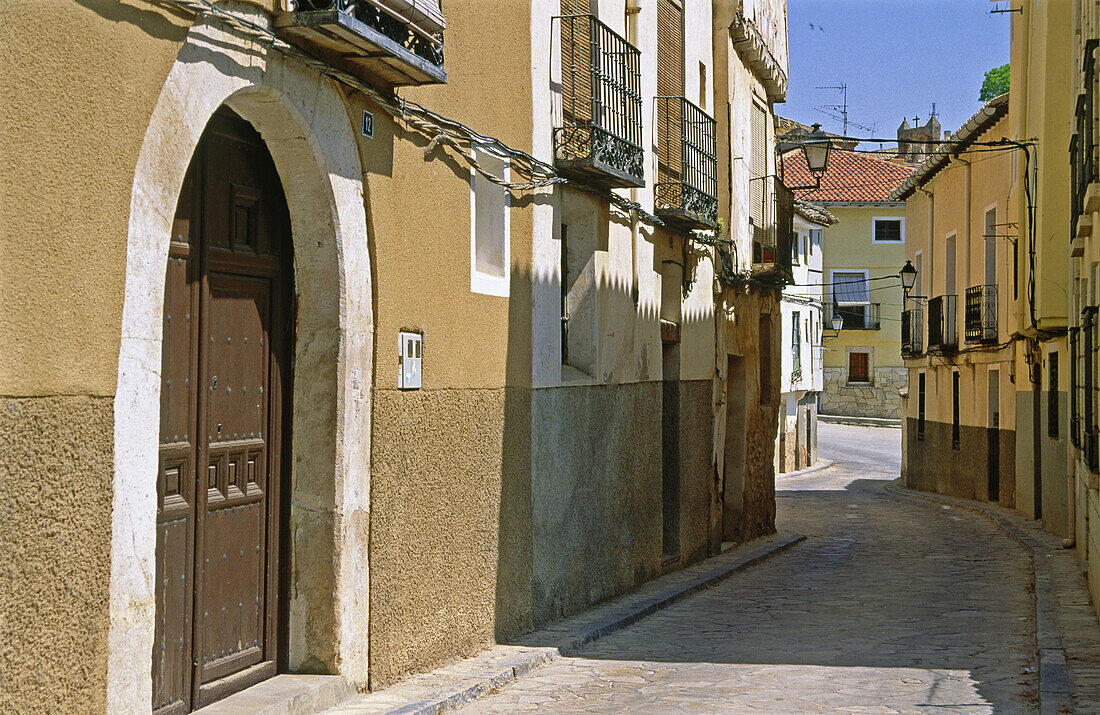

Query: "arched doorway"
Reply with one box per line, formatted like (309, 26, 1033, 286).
(153, 108, 294, 712)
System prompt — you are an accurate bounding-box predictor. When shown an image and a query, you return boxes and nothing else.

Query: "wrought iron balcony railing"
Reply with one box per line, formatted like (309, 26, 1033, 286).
(751, 176, 794, 283)
(927, 294, 958, 351)
(1071, 39, 1098, 240)
(902, 307, 923, 357)
(554, 14, 644, 188)
(964, 284, 998, 343)
(830, 303, 881, 331)
(654, 96, 718, 229)
(278, 0, 446, 86)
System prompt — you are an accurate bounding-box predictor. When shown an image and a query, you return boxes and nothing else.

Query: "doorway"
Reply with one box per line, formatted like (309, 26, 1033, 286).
(988, 369, 1000, 502)
(723, 355, 747, 542)
(153, 109, 294, 713)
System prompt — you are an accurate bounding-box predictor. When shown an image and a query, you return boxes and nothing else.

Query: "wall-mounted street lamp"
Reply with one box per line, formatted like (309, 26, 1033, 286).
(822, 312, 845, 342)
(899, 259, 926, 302)
(780, 123, 833, 191)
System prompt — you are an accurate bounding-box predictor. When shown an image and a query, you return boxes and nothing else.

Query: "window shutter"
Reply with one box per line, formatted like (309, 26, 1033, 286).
(849, 352, 869, 383)
(561, 0, 594, 125)
(657, 0, 683, 184)
(750, 104, 768, 229)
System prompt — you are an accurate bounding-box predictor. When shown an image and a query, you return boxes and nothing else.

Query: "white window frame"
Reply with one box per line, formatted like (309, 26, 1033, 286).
(871, 216, 905, 245)
(470, 149, 511, 297)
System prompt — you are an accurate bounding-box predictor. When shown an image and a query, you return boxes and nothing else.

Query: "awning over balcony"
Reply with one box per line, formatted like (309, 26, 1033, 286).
(834, 273, 869, 306)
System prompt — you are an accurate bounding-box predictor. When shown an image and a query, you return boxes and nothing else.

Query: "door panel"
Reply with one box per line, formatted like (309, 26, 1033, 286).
(154, 109, 292, 714)
(198, 274, 271, 685)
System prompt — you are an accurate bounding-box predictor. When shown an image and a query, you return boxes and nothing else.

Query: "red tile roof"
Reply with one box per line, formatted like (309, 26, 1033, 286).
(781, 148, 914, 202)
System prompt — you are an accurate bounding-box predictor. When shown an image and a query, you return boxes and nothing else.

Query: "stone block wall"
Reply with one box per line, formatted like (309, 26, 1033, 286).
(821, 367, 907, 419)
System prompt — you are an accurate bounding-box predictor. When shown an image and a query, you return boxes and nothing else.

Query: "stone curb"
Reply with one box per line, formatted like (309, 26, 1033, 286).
(325, 532, 806, 715)
(819, 414, 902, 428)
(776, 459, 835, 479)
(884, 482, 1074, 714)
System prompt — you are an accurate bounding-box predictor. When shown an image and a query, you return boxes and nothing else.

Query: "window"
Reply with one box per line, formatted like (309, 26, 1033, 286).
(792, 311, 801, 375)
(952, 370, 961, 449)
(984, 206, 997, 287)
(832, 270, 869, 329)
(918, 372, 926, 441)
(810, 228, 821, 255)
(699, 61, 707, 110)
(1086, 308, 1097, 470)
(872, 217, 904, 243)
(1049, 352, 1060, 440)
(470, 150, 509, 296)
(1071, 328, 1080, 448)
(848, 351, 869, 383)
(803, 235, 809, 259)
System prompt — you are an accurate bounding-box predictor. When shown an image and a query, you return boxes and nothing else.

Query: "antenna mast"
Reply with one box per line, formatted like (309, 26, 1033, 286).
(816, 83, 849, 134)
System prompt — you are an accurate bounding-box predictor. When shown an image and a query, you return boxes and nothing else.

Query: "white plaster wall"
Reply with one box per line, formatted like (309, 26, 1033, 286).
(532, 0, 717, 388)
(107, 11, 373, 710)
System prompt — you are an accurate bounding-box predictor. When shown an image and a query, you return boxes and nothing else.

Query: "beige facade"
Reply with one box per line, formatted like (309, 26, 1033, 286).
(1009, 0, 1073, 533)
(0, 0, 790, 712)
(894, 98, 1016, 506)
(1068, 0, 1100, 620)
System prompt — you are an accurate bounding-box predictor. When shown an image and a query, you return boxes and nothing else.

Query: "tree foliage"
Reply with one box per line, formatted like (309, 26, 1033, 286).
(979, 64, 1010, 101)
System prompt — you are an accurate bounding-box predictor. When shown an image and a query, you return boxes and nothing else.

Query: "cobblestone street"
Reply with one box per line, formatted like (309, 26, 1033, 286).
(460, 424, 1041, 713)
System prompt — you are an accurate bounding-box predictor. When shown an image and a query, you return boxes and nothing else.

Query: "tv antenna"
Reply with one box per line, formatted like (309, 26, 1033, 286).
(814, 83, 875, 136)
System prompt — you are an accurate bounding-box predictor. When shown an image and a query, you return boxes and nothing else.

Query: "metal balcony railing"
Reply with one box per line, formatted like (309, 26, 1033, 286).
(928, 294, 958, 351)
(964, 284, 998, 343)
(554, 14, 644, 188)
(831, 303, 881, 331)
(278, 0, 446, 86)
(752, 177, 794, 282)
(902, 307, 923, 357)
(655, 96, 718, 229)
(1071, 39, 1098, 238)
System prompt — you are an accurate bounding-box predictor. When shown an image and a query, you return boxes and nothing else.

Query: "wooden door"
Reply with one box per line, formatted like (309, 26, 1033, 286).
(154, 109, 293, 713)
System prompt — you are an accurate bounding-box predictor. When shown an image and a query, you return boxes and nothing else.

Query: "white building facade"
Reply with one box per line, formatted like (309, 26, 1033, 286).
(777, 203, 835, 472)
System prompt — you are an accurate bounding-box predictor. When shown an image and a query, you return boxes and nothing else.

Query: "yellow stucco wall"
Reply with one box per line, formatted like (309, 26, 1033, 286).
(820, 204, 907, 371)
(0, 1, 189, 396)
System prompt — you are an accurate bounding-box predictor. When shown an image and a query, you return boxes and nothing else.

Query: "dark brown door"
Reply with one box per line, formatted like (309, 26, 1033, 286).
(154, 109, 293, 714)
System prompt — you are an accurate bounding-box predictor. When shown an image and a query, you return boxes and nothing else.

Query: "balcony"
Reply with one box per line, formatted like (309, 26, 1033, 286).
(751, 177, 794, 283)
(927, 295, 958, 351)
(1071, 39, 1098, 242)
(964, 285, 998, 344)
(554, 14, 644, 188)
(654, 96, 718, 230)
(276, 0, 446, 88)
(830, 303, 881, 331)
(902, 307, 923, 357)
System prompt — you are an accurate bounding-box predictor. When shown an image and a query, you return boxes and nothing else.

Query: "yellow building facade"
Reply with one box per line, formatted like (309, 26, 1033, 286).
(0, 0, 791, 712)
(1009, 0, 1073, 532)
(1068, 0, 1100, 618)
(894, 96, 1016, 505)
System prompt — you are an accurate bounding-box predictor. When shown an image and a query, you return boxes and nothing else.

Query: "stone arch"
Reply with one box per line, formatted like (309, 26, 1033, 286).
(106, 12, 372, 710)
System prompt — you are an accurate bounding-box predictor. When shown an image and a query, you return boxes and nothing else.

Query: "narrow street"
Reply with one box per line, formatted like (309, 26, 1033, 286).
(459, 424, 1038, 713)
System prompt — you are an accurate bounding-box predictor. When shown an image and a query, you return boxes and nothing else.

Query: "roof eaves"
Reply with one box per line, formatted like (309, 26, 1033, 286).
(890, 93, 1009, 201)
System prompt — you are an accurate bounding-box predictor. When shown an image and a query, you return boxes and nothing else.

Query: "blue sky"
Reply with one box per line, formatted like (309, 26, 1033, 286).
(783, 0, 1011, 146)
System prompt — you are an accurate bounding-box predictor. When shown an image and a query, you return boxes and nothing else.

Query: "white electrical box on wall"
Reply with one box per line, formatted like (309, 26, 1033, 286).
(399, 331, 422, 390)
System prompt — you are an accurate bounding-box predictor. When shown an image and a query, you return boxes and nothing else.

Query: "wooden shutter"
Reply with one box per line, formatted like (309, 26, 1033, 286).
(657, 0, 684, 183)
(750, 104, 768, 229)
(561, 0, 594, 125)
(848, 352, 869, 383)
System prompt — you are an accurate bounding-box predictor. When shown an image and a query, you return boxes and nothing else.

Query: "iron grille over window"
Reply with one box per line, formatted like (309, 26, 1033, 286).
(1085, 307, 1098, 470)
(1072, 326, 1081, 449)
(655, 96, 718, 229)
(1071, 39, 1098, 238)
(928, 295, 958, 351)
(554, 14, 644, 188)
(902, 307, 923, 357)
(279, 0, 446, 86)
(964, 285, 998, 343)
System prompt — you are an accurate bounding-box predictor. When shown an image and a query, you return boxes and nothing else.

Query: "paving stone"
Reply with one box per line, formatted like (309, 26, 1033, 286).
(460, 424, 1037, 713)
